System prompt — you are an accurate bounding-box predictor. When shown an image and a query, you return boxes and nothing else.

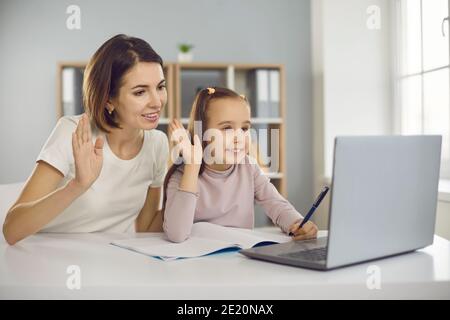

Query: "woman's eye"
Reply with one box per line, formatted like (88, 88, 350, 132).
(134, 90, 145, 96)
(158, 85, 167, 90)
(242, 127, 250, 132)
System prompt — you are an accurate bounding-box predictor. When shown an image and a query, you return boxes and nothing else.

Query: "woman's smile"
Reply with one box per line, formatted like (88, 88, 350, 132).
(141, 111, 160, 123)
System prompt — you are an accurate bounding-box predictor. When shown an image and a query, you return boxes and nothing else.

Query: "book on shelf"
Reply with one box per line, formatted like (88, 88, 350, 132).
(247, 69, 280, 118)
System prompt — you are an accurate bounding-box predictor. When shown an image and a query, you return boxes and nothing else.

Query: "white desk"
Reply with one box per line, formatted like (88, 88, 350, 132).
(0, 229, 449, 300)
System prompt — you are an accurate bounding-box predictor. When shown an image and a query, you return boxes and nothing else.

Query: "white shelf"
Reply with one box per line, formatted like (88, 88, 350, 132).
(439, 179, 450, 202)
(263, 172, 283, 179)
(158, 118, 170, 125)
(178, 118, 282, 125)
(251, 118, 283, 124)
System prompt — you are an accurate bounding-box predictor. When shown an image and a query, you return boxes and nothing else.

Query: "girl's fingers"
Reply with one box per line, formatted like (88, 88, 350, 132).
(293, 232, 317, 241)
(301, 223, 314, 234)
(193, 135, 202, 151)
(291, 222, 318, 237)
(176, 119, 184, 130)
(291, 224, 306, 236)
(289, 222, 300, 234)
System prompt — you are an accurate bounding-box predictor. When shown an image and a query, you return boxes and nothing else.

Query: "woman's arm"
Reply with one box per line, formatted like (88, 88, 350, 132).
(135, 187, 163, 232)
(2, 162, 85, 245)
(2, 114, 103, 245)
(135, 162, 201, 234)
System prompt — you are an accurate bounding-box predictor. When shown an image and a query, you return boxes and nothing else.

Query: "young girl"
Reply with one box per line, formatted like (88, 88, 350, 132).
(163, 87, 318, 243)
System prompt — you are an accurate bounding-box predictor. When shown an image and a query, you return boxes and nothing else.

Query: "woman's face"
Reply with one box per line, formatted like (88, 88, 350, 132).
(108, 62, 167, 131)
(205, 97, 251, 164)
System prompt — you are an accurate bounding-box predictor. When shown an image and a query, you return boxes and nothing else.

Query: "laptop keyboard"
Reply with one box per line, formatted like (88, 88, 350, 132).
(279, 247, 327, 261)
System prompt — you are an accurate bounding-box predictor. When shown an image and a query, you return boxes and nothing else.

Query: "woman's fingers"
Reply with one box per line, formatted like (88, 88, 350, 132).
(80, 114, 86, 143)
(72, 132, 79, 152)
(94, 136, 104, 157)
(86, 115, 92, 142)
(83, 114, 89, 143)
(76, 116, 83, 147)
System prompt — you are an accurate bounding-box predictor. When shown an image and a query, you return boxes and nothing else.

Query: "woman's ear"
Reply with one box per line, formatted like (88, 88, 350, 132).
(106, 100, 115, 114)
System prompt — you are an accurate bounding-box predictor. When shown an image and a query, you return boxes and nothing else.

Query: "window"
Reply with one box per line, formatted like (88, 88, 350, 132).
(397, 0, 450, 179)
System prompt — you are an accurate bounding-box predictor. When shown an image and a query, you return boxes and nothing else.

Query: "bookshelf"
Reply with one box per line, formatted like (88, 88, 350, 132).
(57, 62, 287, 197)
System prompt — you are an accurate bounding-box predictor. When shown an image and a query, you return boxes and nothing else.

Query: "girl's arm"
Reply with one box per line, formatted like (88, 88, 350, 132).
(163, 119, 202, 242)
(2, 114, 103, 245)
(253, 165, 304, 233)
(253, 166, 318, 240)
(163, 164, 200, 242)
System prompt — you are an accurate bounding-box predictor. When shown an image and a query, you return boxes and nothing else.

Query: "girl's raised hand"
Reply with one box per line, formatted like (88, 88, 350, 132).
(71, 113, 104, 191)
(169, 119, 202, 167)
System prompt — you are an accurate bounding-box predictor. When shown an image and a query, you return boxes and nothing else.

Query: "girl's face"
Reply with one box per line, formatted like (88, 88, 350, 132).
(206, 97, 251, 165)
(108, 62, 167, 131)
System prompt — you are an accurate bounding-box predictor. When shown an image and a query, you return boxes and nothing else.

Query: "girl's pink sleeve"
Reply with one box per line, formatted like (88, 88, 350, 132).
(253, 165, 303, 233)
(162, 169, 199, 243)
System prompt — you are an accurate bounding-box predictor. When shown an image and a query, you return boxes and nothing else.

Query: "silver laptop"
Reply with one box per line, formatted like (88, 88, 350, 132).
(240, 136, 442, 270)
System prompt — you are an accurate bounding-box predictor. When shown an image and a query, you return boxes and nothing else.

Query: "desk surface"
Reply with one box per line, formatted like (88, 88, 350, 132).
(0, 229, 449, 299)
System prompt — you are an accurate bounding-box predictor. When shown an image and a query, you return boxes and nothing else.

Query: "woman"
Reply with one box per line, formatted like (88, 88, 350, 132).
(3, 34, 168, 245)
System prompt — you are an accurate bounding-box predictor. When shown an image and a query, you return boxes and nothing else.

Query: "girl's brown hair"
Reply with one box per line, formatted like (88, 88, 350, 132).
(162, 87, 248, 211)
(83, 34, 163, 133)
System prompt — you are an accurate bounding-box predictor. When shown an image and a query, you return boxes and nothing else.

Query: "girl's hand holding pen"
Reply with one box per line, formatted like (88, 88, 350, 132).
(288, 186, 328, 240)
(288, 220, 318, 241)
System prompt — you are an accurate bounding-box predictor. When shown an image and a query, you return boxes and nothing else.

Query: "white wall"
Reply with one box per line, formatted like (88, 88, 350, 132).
(436, 201, 450, 240)
(311, 0, 450, 241)
(312, 0, 393, 229)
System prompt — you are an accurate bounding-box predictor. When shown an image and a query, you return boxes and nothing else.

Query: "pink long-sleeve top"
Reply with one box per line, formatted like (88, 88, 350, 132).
(163, 159, 303, 243)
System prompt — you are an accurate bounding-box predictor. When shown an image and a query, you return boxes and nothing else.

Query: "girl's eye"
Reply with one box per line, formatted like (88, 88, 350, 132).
(242, 127, 250, 132)
(134, 90, 145, 96)
(158, 85, 167, 90)
(222, 127, 233, 131)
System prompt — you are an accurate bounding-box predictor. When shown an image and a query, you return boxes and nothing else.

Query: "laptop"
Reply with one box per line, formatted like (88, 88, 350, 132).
(240, 135, 442, 270)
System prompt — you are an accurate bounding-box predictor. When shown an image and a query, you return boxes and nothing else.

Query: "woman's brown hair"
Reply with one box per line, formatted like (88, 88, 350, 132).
(162, 87, 248, 211)
(83, 34, 163, 133)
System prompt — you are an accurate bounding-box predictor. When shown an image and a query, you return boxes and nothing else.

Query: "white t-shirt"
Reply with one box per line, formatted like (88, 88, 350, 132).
(36, 115, 169, 233)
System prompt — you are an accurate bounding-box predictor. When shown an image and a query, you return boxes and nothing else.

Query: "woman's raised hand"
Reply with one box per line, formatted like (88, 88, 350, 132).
(71, 114, 104, 191)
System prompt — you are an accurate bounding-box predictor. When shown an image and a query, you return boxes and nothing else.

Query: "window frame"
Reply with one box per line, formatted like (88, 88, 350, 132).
(395, 0, 450, 179)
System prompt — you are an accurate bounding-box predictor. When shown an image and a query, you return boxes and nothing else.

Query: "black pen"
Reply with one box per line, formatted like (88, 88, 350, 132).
(289, 186, 330, 236)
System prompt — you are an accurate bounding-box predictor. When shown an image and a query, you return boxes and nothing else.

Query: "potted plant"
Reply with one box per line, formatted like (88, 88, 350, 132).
(177, 43, 194, 62)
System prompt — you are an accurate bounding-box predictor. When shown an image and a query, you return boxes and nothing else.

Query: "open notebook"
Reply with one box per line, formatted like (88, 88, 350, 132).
(111, 222, 292, 261)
